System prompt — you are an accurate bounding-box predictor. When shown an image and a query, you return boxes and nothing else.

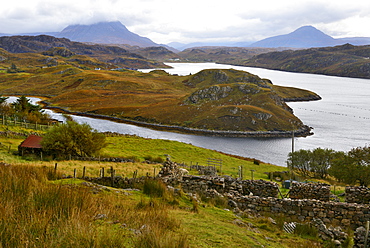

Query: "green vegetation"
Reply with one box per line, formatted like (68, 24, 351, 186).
(0, 95, 52, 124)
(329, 146, 370, 186)
(288, 146, 370, 186)
(42, 121, 106, 158)
(0, 122, 285, 179)
(0, 123, 359, 247)
(287, 148, 338, 179)
(0, 164, 324, 247)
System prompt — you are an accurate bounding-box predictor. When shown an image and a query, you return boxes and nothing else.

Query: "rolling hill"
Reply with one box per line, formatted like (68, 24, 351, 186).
(0, 50, 320, 136)
(241, 43, 370, 79)
(0, 35, 168, 69)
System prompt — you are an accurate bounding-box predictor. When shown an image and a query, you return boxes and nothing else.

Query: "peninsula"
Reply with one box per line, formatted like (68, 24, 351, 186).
(0, 46, 321, 137)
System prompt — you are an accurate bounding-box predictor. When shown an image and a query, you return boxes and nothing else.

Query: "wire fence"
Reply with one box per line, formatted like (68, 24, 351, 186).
(0, 115, 53, 131)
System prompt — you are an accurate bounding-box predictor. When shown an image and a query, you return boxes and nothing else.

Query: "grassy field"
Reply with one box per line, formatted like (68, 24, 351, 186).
(0, 164, 324, 248)
(0, 124, 352, 247)
(0, 124, 287, 180)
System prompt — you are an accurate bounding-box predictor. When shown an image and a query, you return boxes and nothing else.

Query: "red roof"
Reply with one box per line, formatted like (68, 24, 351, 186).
(19, 135, 43, 149)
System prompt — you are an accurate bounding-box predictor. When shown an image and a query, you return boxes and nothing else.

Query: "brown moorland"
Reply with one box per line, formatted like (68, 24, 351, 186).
(0, 49, 321, 135)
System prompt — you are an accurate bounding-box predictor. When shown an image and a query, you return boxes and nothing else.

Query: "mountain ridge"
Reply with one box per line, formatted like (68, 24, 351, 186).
(249, 26, 339, 48)
(170, 26, 370, 50)
(57, 21, 158, 47)
(0, 35, 168, 69)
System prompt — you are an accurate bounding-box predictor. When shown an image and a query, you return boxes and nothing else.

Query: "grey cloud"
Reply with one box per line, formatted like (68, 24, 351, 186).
(237, 3, 360, 38)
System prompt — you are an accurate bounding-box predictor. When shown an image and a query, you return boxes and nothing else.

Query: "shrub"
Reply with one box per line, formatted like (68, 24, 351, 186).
(144, 155, 165, 163)
(294, 223, 318, 238)
(143, 179, 167, 198)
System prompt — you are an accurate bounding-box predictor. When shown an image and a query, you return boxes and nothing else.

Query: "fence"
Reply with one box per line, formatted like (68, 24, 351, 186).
(0, 115, 52, 131)
(207, 158, 222, 174)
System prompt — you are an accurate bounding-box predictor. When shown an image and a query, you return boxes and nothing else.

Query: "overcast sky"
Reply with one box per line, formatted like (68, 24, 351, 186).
(1, 0, 370, 44)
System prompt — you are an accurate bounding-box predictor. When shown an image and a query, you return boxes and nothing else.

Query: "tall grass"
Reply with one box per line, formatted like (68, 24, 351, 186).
(0, 164, 188, 247)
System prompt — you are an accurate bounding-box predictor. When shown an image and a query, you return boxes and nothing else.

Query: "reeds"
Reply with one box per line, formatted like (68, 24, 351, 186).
(0, 164, 188, 247)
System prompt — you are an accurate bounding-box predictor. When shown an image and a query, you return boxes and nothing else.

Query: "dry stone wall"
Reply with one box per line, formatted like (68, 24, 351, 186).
(234, 195, 370, 228)
(157, 159, 279, 198)
(289, 182, 331, 202)
(345, 186, 370, 204)
(86, 159, 370, 235)
(179, 176, 278, 198)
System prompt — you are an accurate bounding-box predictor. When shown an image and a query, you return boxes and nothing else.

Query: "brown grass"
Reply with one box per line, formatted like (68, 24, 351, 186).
(0, 164, 189, 248)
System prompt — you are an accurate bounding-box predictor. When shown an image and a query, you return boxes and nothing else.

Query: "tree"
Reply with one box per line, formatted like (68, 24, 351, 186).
(330, 146, 370, 186)
(287, 147, 337, 179)
(11, 96, 50, 124)
(287, 149, 312, 177)
(12, 96, 41, 114)
(41, 121, 106, 158)
(310, 148, 336, 179)
(0, 96, 8, 105)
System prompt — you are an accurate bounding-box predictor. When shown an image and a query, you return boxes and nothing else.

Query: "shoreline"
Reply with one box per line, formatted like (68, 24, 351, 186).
(41, 101, 313, 138)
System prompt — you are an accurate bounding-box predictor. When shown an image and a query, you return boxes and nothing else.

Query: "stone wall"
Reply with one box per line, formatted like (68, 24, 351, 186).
(179, 176, 278, 198)
(289, 182, 331, 202)
(234, 195, 370, 229)
(189, 164, 217, 176)
(345, 186, 370, 204)
(86, 159, 370, 232)
(158, 158, 279, 198)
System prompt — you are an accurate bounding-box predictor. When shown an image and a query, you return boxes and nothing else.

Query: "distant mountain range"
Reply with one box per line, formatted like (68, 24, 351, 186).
(249, 26, 370, 48)
(1, 22, 370, 51)
(1, 21, 159, 48)
(170, 26, 370, 50)
(57, 21, 158, 47)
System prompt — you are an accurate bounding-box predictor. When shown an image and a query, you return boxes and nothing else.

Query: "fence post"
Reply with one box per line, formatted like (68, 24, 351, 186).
(82, 166, 86, 179)
(365, 221, 370, 248)
(111, 166, 114, 187)
(73, 169, 77, 178)
(250, 169, 255, 180)
(54, 163, 58, 175)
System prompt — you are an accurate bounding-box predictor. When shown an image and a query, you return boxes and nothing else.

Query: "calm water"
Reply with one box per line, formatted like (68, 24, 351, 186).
(12, 63, 370, 166)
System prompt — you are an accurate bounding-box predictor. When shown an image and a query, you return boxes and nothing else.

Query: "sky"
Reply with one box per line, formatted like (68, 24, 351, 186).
(1, 0, 370, 44)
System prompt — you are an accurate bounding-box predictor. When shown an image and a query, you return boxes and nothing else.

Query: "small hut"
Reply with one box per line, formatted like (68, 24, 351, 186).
(18, 135, 43, 156)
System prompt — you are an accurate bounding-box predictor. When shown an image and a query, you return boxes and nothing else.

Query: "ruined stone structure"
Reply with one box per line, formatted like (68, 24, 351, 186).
(158, 159, 279, 198)
(234, 195, 370, 229)
(289, 182, 331, 202)
(86, 159, 370, 246)
(345, 186, 370, 204)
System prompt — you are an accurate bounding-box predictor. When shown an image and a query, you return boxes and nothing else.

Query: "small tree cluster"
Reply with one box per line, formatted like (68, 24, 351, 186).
(0, 95, 51, 124)
(286, 148, 339, 179)
(329, 146, 370, 186)
(41, 121, 106, 158)
(287, 146, 370, 186)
